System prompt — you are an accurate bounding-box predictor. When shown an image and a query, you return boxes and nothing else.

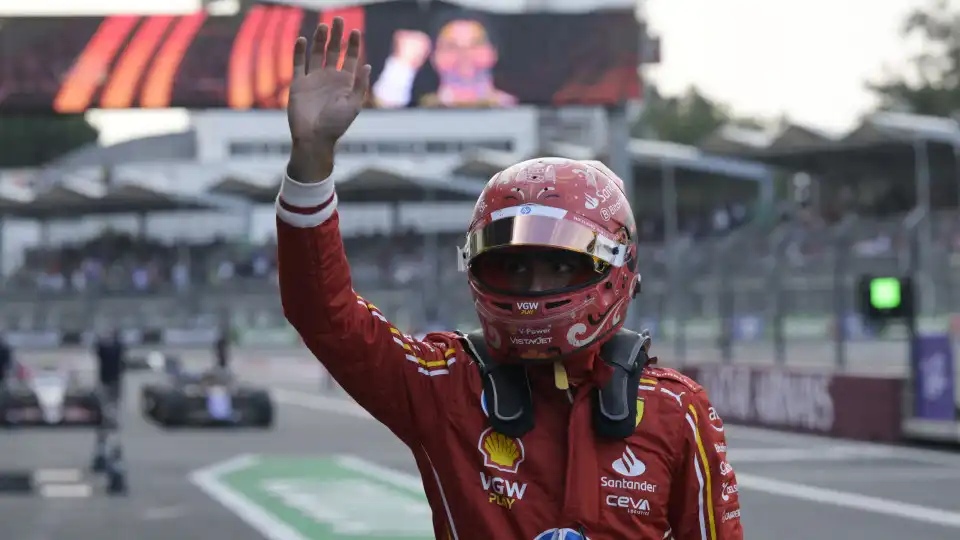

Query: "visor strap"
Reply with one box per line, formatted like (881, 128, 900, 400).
(456, 246, 468, 272)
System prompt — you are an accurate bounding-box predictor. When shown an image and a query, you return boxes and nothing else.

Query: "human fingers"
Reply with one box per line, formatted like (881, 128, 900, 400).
(308, 24, 328, 73)
(341, 29, 362, 74)
(292, 37, 307, 79)
(350, 64, 372, 104)
(324, 17, 344, 70)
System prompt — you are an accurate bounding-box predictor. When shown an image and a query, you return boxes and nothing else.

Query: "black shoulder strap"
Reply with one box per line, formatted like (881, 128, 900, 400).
(461, 330, 535, 438)
(594, 329, 652, 439)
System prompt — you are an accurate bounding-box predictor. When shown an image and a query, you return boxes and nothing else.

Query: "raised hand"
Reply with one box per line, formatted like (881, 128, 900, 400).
(286, 17, 371, 182)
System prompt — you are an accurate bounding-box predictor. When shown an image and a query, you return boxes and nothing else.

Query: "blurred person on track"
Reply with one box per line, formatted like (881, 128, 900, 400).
(277, 18, 742, 540)
(215, 320, 231, 370)
(0, 332, 11, 384)
(94, 328, 126, 390)
(92, 328, 124, 471)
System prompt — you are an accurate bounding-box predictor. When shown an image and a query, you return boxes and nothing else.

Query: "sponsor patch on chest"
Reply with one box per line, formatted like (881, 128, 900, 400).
(480, 472, 527, 509)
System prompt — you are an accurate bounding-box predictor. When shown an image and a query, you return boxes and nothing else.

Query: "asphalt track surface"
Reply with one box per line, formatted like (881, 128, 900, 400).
(3, 346, 960, 540)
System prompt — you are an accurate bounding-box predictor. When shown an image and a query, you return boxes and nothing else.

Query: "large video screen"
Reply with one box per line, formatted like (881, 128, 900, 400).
(0, 1, 641, 112)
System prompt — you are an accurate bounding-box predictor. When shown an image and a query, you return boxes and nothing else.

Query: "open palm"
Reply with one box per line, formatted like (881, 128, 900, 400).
(287, 17, 371, 144)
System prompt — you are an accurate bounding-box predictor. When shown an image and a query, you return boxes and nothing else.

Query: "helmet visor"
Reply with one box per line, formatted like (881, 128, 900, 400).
(460, 213, 630, 270)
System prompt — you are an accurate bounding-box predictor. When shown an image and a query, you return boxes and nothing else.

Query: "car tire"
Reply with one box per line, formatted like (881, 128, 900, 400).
(256, 403, 274, 428)
(158, 393, 187, 427)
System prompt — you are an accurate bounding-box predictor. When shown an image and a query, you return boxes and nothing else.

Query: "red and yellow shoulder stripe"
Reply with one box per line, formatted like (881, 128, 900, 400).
(356, 294, 457, 377)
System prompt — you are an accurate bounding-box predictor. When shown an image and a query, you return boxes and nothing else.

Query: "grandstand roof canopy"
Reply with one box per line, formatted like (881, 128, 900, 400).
(336, 168, 484, 203)
(207, 177, 278, 203)
(704, 112, 960, 175)
(2, 131, 777, 219)
(0, 178, 246, 220)
(208, 167, 485, 204)
(29, 132, 197, 189)
(449, 149, 519, 179)
(535, 140, 774, 208)
(626, 139, 772, 182)
(452, 140, 775, 187)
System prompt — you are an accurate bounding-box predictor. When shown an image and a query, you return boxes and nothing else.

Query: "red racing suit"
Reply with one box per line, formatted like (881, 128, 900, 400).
(276, 174, 743, 540)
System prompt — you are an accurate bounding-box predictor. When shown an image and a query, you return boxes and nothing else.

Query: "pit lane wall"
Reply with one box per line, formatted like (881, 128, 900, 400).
(677, 325, 960, 444)
(681, 364, 905, 443)
(7, 319, 956, 444)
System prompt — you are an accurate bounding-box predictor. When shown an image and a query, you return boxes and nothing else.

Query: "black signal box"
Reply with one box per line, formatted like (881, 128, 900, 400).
(857, 275, 915, 322)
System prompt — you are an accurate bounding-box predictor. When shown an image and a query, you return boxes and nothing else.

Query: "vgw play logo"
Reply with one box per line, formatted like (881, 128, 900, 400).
(516, 302, 538, 316)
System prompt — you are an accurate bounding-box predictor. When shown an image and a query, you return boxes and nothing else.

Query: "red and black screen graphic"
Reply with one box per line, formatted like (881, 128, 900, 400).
(0, 1, 640, 112)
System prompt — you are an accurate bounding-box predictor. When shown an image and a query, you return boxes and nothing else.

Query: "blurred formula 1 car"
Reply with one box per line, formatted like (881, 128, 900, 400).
(141, 361, 273, 428)
(124, 351, 179, 372)
(0, 365, 102, 427)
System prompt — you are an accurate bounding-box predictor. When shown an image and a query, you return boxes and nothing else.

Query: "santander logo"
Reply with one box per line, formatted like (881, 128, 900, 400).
(612, 446, 646, 477)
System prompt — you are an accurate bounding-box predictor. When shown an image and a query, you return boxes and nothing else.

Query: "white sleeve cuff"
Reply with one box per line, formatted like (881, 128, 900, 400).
(371, 57, 417, 108)
(275, 174, 338, 228)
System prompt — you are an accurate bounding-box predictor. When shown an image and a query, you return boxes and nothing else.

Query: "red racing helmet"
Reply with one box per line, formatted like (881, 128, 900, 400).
(458, 157, 640, 362)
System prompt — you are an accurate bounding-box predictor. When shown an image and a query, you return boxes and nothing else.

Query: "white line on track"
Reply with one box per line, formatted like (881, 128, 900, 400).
(188, 454, 308, 540)
(270, 387, 960, 530)
(343, 457, 960, 530)
(735, 473, 960, 529)
(189, 452, 428, 540)
(39, 484, 92, 498)
(726, 425, 960, 468)
(726, 446, 895, 463)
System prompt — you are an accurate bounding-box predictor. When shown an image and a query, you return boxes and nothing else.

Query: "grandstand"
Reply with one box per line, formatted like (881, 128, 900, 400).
(2, 110, 959, 365)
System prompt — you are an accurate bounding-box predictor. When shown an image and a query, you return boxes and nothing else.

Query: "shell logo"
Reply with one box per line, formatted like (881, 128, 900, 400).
(478, 427, 525, 474)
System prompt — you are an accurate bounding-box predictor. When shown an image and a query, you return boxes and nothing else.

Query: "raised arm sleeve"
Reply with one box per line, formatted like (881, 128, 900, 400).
(275, 174, 461, 442)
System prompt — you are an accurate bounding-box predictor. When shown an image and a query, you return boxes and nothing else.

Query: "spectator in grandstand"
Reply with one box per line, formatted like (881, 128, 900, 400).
(276, 18, 741, 538)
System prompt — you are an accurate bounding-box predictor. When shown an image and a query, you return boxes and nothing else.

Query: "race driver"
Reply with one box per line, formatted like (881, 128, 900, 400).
(277, 18, 742, 540)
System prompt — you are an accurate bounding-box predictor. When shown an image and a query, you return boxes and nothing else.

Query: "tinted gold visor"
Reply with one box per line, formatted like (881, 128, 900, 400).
(457, 213, 629, 271)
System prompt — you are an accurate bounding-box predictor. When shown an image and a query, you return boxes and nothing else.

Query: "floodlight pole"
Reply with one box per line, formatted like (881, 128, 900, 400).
(0, 217, 4, 279)
(832, 219, 849, 371)
(423, 185, 441, 325)
(905, 214, 921, 420)
(606, 104, 641, 333)
(912, 138, 933, 311)
(954, 142, 960, 211)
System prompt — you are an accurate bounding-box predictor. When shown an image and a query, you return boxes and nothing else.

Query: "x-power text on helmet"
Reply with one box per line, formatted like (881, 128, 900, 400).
(517, 327, 550, 335)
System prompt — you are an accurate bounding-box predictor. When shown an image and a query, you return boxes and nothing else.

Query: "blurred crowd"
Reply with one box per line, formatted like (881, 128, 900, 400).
(3, 231, 279, 294)
(3, 206, 960, 296)
(0, 201, 753, 295)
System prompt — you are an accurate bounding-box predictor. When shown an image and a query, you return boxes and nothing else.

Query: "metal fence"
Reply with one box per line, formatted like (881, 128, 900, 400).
(3, 212, 959, 373)
(633, 211, 960, 375)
